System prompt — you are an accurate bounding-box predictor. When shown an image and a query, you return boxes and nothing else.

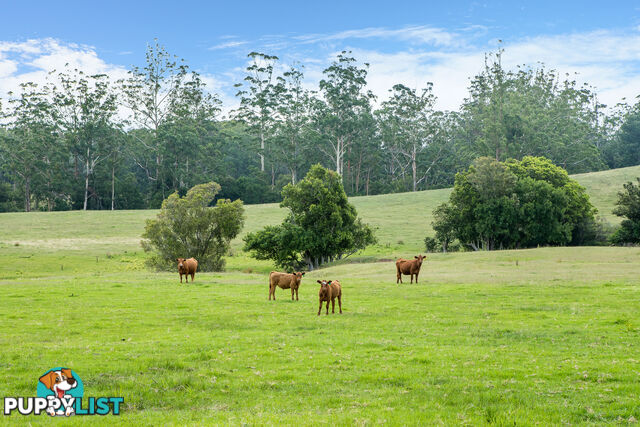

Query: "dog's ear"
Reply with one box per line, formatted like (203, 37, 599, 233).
(39, 371, 57, 390)
(60, 368, 73, 380)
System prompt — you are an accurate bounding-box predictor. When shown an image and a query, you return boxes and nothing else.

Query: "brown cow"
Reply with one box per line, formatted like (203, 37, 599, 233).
(177, 258, 198, 283)
(269, 271, 305, 300)
(317, 279, 342, 315)
(396, 255, 426, 284)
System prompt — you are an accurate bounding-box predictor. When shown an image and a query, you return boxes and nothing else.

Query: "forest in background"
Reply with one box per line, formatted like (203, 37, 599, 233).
(0, 42, 639, 212)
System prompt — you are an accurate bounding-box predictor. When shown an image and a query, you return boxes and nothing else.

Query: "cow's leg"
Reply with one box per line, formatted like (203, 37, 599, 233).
(191, 272, 195, 282)
(268, 285, 272, 300)
(295, 288, 299, 301)
(331, 297, 335, 314)
(415, 272, 419, 284)
(185, 273, 189, 283)
(180, 273, 183, 283)
(291, 288, 295, 300)
(326, 300, 330, 315)
(338, 294, 342, 314)
(410, 273, 414, 284)
(318, 300, 323, 315)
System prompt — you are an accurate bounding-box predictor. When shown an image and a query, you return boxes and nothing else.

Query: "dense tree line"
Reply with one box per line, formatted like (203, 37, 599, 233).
(0, 45, 638, 212)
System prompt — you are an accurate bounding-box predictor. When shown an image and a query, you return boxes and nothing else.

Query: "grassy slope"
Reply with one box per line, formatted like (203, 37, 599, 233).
(1, 165, 640, 424)
(572, 164, 640, 223)
(1, 164, 637, 256)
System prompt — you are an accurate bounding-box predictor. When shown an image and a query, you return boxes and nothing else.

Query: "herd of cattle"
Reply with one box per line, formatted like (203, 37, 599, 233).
(176, 254, 427, 315)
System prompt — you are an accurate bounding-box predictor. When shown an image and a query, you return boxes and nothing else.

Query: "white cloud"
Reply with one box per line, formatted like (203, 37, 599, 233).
(224, 26, 640, 112)
(306, 29, 640, 111)
(0, 59, 18, 78)
(294, 25, 462, 48)
(208, 40, 248, 50)
(200, 73, 238, 117)
(0, 38, 129, 100)
(3, 28, 640, 119)
(497, 30, 640, 107)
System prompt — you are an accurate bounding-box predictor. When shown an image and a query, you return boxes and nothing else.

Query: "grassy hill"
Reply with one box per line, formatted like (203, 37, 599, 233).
(0, 166, 639, 424)
(0, 164, 637, 257)
(571, 164, 640, 222)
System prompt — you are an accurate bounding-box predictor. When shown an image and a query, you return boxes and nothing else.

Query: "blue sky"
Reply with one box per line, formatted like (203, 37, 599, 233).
(1, 1, 640, 112)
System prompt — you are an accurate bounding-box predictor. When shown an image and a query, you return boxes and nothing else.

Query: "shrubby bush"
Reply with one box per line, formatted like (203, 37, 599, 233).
(141, 182, 244, 271)
(431, 156, 597, 250)
(424, 236, 440, 253)
(424, 235, 463, 253)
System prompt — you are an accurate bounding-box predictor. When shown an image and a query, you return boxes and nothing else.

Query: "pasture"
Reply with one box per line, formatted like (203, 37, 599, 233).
(1, 166, 639, 424)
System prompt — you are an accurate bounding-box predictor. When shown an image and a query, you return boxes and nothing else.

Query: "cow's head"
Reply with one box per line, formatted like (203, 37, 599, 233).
(414, 254, 426, 266)
(176, 258, 186, 270)
(292, 271, 305, 286)
(317, 279, 332, 296)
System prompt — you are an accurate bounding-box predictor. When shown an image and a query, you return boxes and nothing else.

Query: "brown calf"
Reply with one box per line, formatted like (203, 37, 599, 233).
(177, 258, 198, 283)
(396, 255, 426, 284)
(269, 271, 305, 300)
(317, 279, 342, 315)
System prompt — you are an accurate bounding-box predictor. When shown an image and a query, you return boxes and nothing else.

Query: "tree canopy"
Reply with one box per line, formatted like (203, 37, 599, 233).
(611, 178, 640, 244)
(141, 182, 245, 271)
(244, 164, 376, 270)
(432, 156, 596, 251)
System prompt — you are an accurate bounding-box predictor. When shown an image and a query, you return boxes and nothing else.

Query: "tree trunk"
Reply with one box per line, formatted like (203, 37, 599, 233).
(24, 177, 31, 212)
(260, 131, 265, 172)
(366, 169, 370, 196)
(271, 164, 275, 188)
(355, 156, 362, 194)
(412, 148, 417, 192)
(111, 165, 115, 211)
(156, 153, 161, 183)
(84, 155, 90, 211)
(335, 137, 343, 177)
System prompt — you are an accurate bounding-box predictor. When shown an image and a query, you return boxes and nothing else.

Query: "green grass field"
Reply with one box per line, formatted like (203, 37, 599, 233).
(1, 166, 639, 424)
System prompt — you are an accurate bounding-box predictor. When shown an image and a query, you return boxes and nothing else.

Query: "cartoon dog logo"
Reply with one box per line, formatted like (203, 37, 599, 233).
(38, 368, 78, 416)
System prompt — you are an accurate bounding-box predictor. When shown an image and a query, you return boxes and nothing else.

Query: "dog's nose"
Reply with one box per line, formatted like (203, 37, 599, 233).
(67, 378, 76, 385)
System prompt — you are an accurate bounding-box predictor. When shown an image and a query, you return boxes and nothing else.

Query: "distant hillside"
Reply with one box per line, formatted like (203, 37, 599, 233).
(572, 164, 640, 222)
(0, 165, 638, 254)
